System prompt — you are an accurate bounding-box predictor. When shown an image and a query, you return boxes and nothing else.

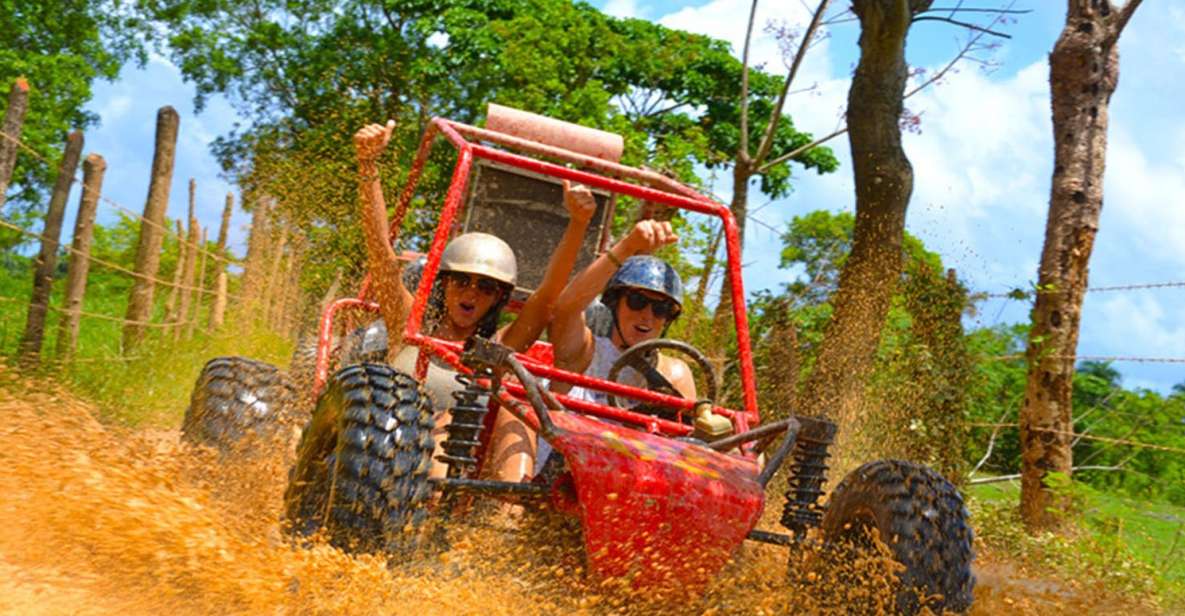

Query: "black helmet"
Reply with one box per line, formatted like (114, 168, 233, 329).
(600, 255, 683, 317)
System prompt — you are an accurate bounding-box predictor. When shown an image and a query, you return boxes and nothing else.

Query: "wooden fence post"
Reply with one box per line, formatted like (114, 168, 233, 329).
(0, 77, 30, 211)
(276, 233, 304, 335)
(18, 130, 84, 367)
(56, 153, 107, 361)
(239, 197, 272, 314)
(207, 193, 233, 333)
(262, 225, 288, 328)
(186, 226, 207, 340)
(175, 179, 198, 341)
(210, 271, 228, 330)
(123, 106, 180, 352)
(163, 219, 184, 327)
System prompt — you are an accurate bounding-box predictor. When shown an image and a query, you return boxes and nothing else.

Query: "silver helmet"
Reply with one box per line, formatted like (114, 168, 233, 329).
(439, 232, 517, 286)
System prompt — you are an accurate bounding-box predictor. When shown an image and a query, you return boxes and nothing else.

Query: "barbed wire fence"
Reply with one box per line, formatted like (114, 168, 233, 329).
(0, 80, 307, 369)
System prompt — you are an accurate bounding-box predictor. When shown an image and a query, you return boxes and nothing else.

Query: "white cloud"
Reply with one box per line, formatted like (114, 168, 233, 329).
(1088, 294, 1185, 357)
(602, 0, 641, 19)
(658, 0, 837, 92)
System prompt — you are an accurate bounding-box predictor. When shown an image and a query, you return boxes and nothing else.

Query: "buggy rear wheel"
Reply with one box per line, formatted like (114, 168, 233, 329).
(182, 356, 299, 452)
(283, 363, 436, 554)
(821, 459, 975, 614)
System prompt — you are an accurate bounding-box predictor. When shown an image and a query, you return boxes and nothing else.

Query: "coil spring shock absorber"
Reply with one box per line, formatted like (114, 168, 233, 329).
(436, 370, 494, 479)
(780, 416, 838, 537)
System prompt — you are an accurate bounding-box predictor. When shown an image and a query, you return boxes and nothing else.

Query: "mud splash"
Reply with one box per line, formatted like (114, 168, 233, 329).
(0, 366, 1156, 615)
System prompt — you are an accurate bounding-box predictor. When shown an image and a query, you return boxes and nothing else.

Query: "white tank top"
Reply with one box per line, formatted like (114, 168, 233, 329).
(390, 345, 464, 412)
(565, 335, 645, 407)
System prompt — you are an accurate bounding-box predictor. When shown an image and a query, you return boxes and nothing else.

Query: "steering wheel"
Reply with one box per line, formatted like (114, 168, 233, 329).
(605, 338, 721, 417)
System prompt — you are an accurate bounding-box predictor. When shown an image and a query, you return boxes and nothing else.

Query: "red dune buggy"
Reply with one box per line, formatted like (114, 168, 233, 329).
(186, 106, 974, 614)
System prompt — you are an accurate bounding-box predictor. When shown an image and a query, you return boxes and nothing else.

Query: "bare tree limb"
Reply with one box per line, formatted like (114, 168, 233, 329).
(758, 127, 846, 174)
(753, 0, 832, 166)
(738, 0, 760, 162)
(970, 405, 1014, 476)
(1106, 0, 1145, 48)
(759, 1, 1018, 175)
(912, 15, 1013, 38)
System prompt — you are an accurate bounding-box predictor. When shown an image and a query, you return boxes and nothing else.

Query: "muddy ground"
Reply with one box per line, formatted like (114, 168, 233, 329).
(0, 366, 1158, 615)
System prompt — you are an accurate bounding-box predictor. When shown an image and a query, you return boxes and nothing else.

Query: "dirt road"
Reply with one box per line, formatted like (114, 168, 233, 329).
(0, 367, 1157, 615)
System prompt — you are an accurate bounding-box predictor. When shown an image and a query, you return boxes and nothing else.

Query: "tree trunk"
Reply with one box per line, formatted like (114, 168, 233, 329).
(1019, 0, 1142, 533)
(0, 77, 30, 211)
(56, 153, 107, 361)
(123, 106, 180, 352)
(18, 130, 84, 367)
(799, 0, 927, 459)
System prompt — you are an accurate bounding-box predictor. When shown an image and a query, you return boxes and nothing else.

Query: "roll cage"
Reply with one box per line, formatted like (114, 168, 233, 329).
(313, 116, 760, 448)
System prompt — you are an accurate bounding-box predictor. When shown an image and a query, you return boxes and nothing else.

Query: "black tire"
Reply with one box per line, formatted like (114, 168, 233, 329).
(182, 356, 299, 451)
(821, 460, 975, 614)
(283, 363, 436, 554)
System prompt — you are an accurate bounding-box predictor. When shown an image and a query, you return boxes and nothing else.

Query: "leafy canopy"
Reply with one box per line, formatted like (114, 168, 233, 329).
(0, 0, 149, 222)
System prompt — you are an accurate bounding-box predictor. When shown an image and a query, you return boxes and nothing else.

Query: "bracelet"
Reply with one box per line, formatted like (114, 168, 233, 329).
(605, 249, 623, 268)
(359, 172, 380, 184)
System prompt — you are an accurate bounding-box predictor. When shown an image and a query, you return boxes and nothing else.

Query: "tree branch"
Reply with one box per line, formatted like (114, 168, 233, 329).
(970, 405, 1014, 476)
(738, 0, 759, 162)
(1105, 0, 1144, 48)
(759, 1, 1018, 176)
(912, 15, 1013, 38)
(758, 127, 846, 173)
(753, 0, 832, 167)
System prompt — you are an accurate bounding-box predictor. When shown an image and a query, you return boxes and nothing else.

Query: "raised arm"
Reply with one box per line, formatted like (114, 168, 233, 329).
(499, 181, 597, 351)
(354, 121, 414, 352)
(548, 219, 678, 376)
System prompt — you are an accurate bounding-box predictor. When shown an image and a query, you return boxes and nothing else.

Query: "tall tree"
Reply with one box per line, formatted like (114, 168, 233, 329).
(1019, 0, 1144, 532)
(797, 0, 933, 451)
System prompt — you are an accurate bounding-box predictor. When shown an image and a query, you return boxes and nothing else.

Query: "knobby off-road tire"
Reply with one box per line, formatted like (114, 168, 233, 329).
(284, 363, 436, 555)
(821, 460, 975, 614)
(182, 356, 300, 452)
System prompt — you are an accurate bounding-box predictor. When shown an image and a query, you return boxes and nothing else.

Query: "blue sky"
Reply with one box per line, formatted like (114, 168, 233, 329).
(62, 1, 1184, 392)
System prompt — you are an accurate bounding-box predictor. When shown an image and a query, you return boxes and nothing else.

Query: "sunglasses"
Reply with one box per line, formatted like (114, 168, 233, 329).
(622, 289, 679, 320)
(444, 272, 504, 296)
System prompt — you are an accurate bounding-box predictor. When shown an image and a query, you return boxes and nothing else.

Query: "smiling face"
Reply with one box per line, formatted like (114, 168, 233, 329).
(441, 271, 505, 335)
(611, 288, 676, 349)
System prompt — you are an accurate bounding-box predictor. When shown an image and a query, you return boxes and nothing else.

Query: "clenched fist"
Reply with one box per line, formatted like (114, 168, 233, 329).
(623, 219, 678, 255)
(354, 120, 395, 163)
(563, 180, 597, 224)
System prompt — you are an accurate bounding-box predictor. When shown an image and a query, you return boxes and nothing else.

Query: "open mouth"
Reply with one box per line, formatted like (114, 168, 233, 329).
(633, 324, 653, 336)
(459, 301, 477, 316)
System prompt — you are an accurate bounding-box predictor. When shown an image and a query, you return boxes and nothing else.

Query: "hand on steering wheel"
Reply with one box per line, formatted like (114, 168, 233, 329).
(605, 339, 720, 417)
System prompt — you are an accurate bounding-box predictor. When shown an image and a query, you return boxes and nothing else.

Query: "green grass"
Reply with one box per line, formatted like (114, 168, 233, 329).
(1, 258, 293, 427)
(968, 478, 1185, 609)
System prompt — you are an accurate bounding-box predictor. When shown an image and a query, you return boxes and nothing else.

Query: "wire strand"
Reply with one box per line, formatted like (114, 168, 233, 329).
(0, 129, 234, 265)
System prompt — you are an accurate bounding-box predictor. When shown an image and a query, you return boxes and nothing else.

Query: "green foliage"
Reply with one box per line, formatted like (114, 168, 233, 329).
(139, 0, 836, 300)
(733, 210, 971, 476)
(0, 0, 150, 227)
(970, 481, 1185, 607)
(0, 218, 288, 426)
